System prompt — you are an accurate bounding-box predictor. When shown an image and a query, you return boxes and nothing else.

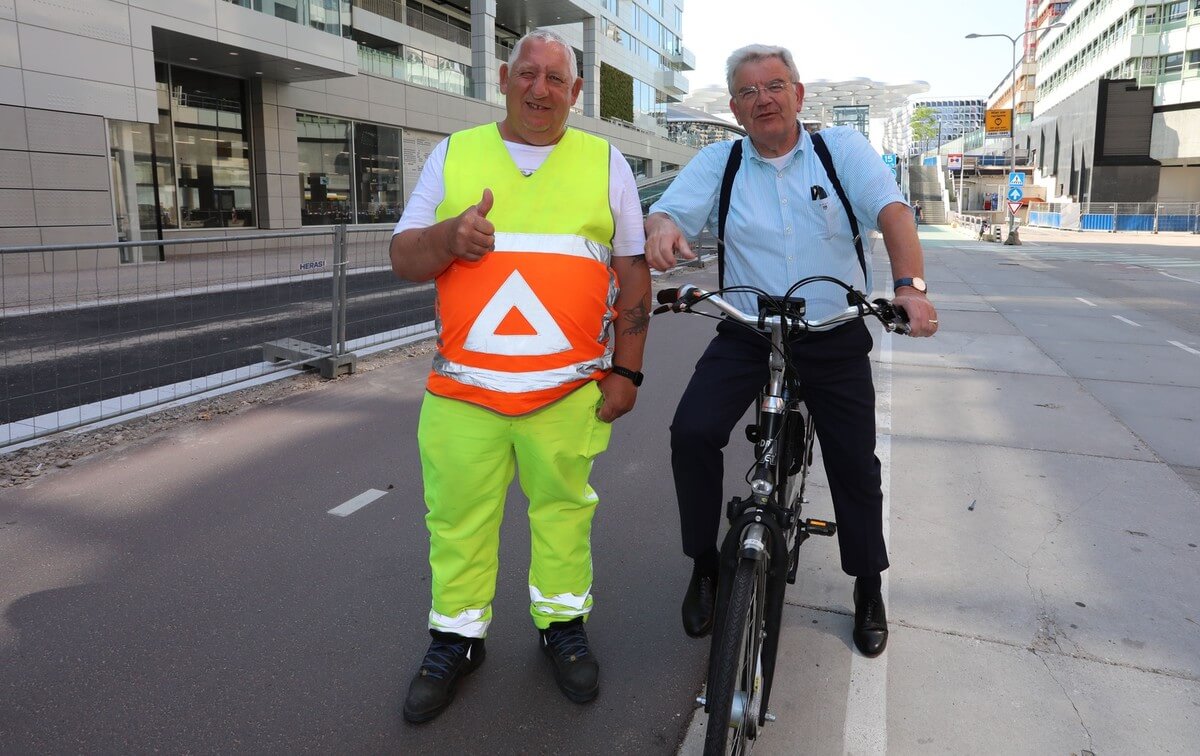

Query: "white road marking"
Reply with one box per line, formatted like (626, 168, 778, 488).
(1169, 341, 1200, 356)
(843, 330, 891, 756)
(1113, 315, 1142, 327)
(1160, 270, 1200, 285)
(1075, 297, 1097, 307)
(329, 489, 388, 517)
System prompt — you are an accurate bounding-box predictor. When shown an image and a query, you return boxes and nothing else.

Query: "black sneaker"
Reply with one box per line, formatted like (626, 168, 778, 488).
(402, 631, 486, 724)
(539, 618, 599, 704)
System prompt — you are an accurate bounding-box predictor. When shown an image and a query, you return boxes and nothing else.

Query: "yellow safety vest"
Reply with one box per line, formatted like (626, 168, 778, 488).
(429, 124, 617, 415)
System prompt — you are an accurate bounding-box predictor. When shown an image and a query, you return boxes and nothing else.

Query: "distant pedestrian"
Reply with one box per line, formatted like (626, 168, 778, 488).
(913, 200, 923, 226)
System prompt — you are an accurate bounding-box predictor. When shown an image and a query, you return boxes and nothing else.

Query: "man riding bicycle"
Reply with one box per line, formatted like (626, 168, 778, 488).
(644, 44, 938, 658)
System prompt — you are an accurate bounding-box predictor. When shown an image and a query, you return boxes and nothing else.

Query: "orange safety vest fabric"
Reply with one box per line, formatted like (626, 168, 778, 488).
(429, 124, 617, 415)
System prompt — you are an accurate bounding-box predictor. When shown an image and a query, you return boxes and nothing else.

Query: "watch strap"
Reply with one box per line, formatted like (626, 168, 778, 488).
(610, 365, 644, 387)
(893, 277, 926, 293)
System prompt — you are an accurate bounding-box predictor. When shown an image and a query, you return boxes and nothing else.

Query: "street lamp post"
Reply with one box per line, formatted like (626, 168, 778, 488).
(967, 22, 1065, 245)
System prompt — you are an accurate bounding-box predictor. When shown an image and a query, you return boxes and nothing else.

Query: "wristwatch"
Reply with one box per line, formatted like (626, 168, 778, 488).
(610, 365, 644, 386)
(893, 276, 928, 294)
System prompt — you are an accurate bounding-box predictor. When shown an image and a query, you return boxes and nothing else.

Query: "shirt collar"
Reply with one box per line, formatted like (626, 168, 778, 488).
(742, 122, 808, 166)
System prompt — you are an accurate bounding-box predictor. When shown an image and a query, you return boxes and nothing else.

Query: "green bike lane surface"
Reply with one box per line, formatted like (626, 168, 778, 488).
(3, 225, 1199, 753)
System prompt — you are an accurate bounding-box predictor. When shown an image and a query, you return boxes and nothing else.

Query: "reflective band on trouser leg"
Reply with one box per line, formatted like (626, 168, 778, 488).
(418, 391, 517, 638)
(513, 382, 613, 629)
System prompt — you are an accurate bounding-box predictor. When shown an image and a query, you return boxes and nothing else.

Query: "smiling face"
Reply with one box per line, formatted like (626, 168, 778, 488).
(728, 56, 805, 156)
(498, 37, 583, 146)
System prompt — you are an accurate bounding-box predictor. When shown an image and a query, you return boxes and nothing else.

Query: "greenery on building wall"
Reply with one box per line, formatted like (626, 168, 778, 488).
(600, 63, 633, 123)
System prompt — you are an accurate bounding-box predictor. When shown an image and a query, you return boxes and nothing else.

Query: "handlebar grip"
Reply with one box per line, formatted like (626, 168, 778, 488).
(656, 287, 679, 305)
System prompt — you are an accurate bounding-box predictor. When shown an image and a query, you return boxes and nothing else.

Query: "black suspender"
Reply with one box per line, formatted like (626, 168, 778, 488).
(810, 131, 868, 281)
(715, 131, 867, 290)
(716, 139, 743, 290)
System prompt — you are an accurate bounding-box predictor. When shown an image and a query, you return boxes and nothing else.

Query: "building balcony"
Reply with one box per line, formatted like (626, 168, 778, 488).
(656, 69, 688, 96)
(666, 46, 697, 71)
(358, 45, 473, 97)
(224, 0, 352, 38)
(351, 0, 471, 48)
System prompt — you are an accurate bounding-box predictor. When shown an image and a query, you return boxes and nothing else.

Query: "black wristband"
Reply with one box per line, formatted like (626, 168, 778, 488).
(610, 365, 644, 387)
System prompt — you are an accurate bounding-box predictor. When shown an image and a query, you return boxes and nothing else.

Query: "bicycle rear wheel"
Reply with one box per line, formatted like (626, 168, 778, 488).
(704, 556, 767, 755)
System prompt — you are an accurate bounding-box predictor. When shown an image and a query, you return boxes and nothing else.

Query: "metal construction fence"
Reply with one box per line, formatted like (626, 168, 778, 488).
(0, 226, 433, 449)
(1027, 202, 1200, 233)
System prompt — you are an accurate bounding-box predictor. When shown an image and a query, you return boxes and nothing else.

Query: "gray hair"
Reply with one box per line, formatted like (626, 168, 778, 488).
(509, 29, 578, 83)
(726, 44, 801, 94)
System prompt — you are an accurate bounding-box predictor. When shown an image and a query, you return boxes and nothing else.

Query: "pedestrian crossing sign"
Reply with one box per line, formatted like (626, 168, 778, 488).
(1008, 172, 1024, 186)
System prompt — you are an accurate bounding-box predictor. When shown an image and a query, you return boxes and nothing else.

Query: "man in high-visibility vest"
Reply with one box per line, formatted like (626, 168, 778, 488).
(389, 29, 651, 724)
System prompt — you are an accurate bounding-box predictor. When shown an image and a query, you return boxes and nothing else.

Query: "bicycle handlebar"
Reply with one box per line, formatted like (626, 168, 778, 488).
(654, 284, 912, 335)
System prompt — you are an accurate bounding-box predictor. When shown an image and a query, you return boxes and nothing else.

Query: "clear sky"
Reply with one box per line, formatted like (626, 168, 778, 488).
(682, 0, 1030, 100)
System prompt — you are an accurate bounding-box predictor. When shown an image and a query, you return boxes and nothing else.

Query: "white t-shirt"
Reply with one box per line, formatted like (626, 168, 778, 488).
(391, 134, 646, 256)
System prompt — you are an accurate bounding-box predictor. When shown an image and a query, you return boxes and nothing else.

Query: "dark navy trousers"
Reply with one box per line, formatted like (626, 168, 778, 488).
(670, 318, 889, 577)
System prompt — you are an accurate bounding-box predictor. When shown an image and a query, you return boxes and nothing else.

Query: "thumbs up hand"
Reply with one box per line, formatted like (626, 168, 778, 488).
(450, 188, 496, 262)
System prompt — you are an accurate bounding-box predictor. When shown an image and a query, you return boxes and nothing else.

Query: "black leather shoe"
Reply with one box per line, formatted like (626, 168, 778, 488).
(853, 583, 889, 657)
(540, 618, 599, 703)
(681, 565, 717, 638)
(403, 632, 485, 724)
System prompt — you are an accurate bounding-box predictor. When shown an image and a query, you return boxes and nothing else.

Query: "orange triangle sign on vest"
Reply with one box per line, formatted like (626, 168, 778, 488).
(494, 306, 538, 336)
(464, 270, 571, 356)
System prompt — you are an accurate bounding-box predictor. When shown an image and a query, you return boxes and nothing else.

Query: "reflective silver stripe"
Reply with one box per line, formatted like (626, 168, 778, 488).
(428, 607, 489, 638)
(530, 585, 592, 618)
(493, 231, 612, 263)
(433, 352, 611, 393)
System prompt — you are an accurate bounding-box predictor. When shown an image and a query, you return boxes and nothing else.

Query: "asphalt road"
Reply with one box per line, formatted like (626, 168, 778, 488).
(2, 228, 1198, 753)
(2, 271, 433, 423)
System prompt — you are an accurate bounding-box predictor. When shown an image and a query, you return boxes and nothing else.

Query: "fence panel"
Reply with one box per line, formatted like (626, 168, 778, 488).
(2, 230, 338, 447)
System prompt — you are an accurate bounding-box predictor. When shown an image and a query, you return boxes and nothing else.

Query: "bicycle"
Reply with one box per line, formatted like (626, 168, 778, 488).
(653, 277, 911, 755)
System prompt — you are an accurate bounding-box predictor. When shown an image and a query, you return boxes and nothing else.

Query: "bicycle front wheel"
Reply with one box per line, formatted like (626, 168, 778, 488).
(704, 556, 767, 755)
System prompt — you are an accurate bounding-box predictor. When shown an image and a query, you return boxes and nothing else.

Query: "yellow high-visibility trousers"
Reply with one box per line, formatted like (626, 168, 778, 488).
(416, 382, 612, 637)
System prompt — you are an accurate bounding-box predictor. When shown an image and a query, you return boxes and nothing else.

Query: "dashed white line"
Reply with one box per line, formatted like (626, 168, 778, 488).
(1075, 297, 1097, 307)
(1169, 341, 1200, 356)
(329, 489, 388, 517)
(1113, 315, 1142, 327)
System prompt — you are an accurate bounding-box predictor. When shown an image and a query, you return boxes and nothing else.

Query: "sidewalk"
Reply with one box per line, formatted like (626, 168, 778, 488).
(682, 225, 1200, 753)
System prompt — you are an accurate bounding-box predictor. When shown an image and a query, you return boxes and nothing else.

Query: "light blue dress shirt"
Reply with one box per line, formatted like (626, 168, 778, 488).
(650, 126, 907, 321)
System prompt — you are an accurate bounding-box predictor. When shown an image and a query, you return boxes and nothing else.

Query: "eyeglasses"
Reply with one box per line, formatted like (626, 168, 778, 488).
(734, 80, 793, 103)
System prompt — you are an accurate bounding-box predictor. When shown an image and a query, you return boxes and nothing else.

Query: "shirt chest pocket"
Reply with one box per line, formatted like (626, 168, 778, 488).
(808, 197, 844, 240)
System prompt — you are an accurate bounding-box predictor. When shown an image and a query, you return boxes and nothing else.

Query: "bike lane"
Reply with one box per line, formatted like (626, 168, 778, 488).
(2, 228, 1198, 753)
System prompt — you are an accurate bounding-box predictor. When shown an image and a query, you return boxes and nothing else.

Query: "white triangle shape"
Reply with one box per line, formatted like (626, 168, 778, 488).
(464, 270, 571, 356)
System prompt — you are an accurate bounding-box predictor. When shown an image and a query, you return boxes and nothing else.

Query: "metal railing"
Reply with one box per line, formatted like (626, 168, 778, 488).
(1026, 202, 1200, 233)
(1, 227, 434, 449)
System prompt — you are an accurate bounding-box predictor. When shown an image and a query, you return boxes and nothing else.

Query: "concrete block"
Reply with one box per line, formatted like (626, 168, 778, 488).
(0, 148, 31, 188)
(0, 104, 25, 150)
(24, 109, 107, 156)
(325, 73, 370, 102)
(34, 189, 113, 226)
(39, 225, 117, 245)
(30, 153, 110, 191)
(0, 225, 40, 248)
(18, 24, 136, 87)
(326, 94, 369, 121)
(17, 0, 133, 46)
(0, 19, 17, 68)
(0, 188, 35, 225)
(0, 63, 24, 107)
(22, 71, 137, 122)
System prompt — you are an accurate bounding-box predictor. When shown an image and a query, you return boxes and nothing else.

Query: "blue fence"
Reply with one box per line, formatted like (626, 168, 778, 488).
(1027, 202, 1200, 233)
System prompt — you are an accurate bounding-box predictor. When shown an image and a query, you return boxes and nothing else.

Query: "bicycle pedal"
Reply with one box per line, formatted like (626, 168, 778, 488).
(804, 518, 837, 536)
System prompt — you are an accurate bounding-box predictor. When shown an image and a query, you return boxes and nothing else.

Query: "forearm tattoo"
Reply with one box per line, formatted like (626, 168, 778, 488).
(621, 300, 650, 336)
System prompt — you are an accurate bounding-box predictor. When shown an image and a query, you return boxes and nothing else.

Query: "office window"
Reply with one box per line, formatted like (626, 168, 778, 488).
(297, 114, 353, 225)
(1162, 52, 1184, 74)
(354, 123, 403, 224)
(170, 66, 254, 230)
(1164, 1, 1187, 21)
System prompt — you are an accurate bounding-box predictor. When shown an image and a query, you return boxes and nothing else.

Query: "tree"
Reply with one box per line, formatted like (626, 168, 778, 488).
(910, 106, 938, 154)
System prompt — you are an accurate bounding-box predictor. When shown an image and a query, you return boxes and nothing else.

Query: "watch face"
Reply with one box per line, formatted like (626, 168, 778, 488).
(912, 276, 927, 292)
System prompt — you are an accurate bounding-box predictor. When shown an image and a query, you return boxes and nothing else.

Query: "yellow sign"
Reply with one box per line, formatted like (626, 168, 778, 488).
(986, 108, 1012, 136)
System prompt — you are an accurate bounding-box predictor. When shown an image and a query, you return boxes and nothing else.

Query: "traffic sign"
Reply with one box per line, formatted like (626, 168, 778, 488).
(1007, 200, 1022, 215)
(1007, 186, 1024, 202)
(948, 153, 963, 170)
(882, 153, 897, 166)
(1008, 172, 1024, 186)
(985, 108, 1012, 136)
